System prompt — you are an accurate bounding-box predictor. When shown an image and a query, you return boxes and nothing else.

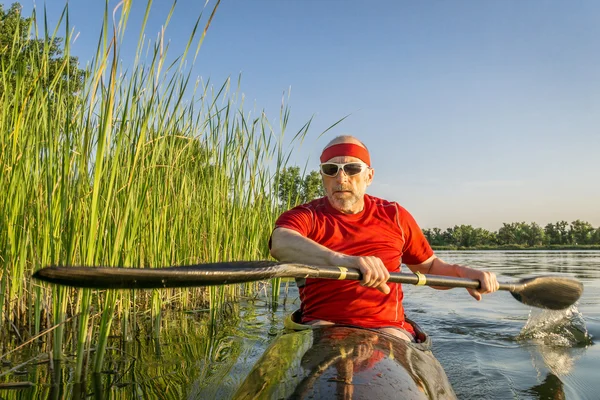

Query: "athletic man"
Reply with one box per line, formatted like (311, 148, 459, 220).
(269, 135, 499, 341)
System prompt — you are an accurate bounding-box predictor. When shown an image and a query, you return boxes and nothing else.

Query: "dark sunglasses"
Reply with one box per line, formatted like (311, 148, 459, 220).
(320, 162, 367, 177)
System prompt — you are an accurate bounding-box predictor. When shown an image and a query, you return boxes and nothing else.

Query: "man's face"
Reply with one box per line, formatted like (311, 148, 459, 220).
(321, 155, 374, 214)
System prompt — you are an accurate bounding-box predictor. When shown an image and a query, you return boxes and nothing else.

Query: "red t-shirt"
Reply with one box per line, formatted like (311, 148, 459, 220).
(273, 195, 433, 335)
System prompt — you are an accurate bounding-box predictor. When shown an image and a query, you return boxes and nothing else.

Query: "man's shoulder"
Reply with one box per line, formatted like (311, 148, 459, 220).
(275, 198, 328, 232)
(286, 197, 328, 213)
(366, 195, 413, 218)
(366, 194, 400, 209)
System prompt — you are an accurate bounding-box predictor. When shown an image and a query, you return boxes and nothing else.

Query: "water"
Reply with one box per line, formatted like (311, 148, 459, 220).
(1, 251, 598, 399)
(402, 251, 599, 400)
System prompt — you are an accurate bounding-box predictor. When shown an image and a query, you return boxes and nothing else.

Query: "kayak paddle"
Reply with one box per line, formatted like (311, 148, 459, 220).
(33, 261, 583, 310)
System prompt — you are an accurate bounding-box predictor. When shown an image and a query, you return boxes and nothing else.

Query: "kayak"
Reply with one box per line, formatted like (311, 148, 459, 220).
(233, 314, 456, 399)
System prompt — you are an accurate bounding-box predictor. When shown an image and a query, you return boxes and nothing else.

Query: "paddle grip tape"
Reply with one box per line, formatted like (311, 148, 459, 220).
(337, 266, 348, 280)
(415, 271, 427, 286)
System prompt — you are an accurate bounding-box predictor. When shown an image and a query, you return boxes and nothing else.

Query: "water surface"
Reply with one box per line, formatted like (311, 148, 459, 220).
(406, 251, 599, 400)
(1, 251, 597, 399)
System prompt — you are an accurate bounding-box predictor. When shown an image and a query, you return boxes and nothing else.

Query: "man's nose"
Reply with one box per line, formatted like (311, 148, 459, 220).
(335, 169, 349, 182)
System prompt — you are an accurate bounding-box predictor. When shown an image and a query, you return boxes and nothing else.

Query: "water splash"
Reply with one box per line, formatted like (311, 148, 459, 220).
(517, 305, 592, 347)
(517, 305, 592, 377)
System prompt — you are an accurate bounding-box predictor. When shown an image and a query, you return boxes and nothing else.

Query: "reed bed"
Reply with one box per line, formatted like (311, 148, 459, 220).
(0, 0, 312, 388)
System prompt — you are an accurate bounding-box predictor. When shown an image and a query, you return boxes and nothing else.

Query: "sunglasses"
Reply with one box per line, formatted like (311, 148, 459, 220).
(320, 162, 367, 177)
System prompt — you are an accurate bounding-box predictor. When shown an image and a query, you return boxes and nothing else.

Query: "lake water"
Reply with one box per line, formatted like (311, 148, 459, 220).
(404, 251, 599, 400)
(2, 251, 598, 399)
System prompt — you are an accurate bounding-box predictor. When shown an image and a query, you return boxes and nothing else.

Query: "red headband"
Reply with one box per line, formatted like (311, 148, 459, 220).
(320, 143, 371, 166)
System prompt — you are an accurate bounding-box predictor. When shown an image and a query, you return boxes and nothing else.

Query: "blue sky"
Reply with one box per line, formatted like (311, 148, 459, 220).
(21, 0, 600, 230)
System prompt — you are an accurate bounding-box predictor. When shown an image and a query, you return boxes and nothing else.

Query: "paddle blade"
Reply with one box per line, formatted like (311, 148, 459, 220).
(510, 276, 583, 310)
(31, 262, 284, 289)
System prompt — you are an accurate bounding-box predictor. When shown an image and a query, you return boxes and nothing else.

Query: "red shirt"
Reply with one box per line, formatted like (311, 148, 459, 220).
(273, 195, 433, 335)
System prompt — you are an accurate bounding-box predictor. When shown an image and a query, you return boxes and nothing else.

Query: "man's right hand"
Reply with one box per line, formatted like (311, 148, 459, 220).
(334, 254, 391, 294)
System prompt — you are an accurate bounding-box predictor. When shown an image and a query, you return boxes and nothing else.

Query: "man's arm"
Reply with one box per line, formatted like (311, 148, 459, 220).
(270, 227, 391, 294)
(406, 256, 499, 301)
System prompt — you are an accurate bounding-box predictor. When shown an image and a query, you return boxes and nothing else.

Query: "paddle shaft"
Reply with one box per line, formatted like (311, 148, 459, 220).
(313, 266, 521, 290)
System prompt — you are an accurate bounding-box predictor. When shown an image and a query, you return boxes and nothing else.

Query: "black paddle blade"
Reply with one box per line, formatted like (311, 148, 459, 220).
(510, 276, 583, 310)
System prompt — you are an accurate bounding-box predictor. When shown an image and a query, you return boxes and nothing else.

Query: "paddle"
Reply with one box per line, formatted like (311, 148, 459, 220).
(32, 261, 583, 310)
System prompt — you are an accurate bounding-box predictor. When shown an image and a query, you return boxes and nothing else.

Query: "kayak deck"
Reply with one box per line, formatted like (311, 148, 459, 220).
(233, 326, 456, 399)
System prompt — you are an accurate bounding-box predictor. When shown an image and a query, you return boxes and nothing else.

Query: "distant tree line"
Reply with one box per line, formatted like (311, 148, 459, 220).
(423, 220, 600, 249)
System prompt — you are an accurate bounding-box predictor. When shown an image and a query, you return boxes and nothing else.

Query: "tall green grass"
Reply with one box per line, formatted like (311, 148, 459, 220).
(0, 0, 313, 385)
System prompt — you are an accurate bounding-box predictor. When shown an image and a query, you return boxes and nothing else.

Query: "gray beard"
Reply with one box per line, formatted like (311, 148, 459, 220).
(329, 189, 362, 213)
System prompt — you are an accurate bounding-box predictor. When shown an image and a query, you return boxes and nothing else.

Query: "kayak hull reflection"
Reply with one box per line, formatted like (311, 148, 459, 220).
(233, 325, 456, 399)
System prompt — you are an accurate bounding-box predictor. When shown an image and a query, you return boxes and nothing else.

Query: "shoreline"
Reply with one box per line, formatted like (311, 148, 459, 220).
(431, 245, 600, 251)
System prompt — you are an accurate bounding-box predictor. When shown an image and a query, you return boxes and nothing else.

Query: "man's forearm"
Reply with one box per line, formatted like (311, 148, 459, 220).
(407, 257, 474, 290)
(413, 256, 499, 299)
(270, 227, 342, 265)
(428, 258, 463, 277)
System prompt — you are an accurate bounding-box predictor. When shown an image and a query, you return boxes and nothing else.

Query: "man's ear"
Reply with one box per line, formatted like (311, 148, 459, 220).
(366, 168, 374, 185)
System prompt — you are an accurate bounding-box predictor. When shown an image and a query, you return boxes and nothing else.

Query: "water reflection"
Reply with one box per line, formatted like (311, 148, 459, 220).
(525, 373, 565, 400)
(49, 363, 66, 400)
(35, 308, 262, 399)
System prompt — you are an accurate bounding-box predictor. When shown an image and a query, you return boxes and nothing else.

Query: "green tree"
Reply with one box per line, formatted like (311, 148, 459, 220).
(432, 227, 444, 245)
(570, 220, 595, 245)
(448, 225, 494, 247)
(475, 227, 494, 246)
(0, 3, 85, 101)
(302, 170, 325, 202)
(496, 222, 544, 246)
(423, 228, 433, 243)
(521, 222, 544, 246)
(441, 227, 457, 246)
(592, 228, 600, 245)
(277, 167, 324, 207)
(424, 227, 445, 246)
(278, 166, 303, 206)
(556, 220, 572, 245)
(452, 225, 476, 247)
(544, 223, 561, 245)
(497, 222, 520, 245)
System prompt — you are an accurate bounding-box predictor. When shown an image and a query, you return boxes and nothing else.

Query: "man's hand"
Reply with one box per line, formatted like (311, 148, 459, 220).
(334, 254, 391, 294)
(457, 266, 499, 301)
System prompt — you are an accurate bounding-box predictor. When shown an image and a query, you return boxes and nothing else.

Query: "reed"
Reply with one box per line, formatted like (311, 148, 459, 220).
(0, 0, 317, 387)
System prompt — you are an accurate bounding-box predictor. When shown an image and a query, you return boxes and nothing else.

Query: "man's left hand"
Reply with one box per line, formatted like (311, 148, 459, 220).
(460, 267, 499, 301)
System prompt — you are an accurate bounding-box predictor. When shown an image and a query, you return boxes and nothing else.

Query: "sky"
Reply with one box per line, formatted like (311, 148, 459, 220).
(18, 0, 600, 231)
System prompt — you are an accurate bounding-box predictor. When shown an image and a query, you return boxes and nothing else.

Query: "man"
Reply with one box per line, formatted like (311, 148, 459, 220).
(270, 135, 499, 341)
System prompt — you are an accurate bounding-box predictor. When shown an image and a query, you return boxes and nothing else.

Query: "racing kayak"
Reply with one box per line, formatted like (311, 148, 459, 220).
(233, 316, 456, 400)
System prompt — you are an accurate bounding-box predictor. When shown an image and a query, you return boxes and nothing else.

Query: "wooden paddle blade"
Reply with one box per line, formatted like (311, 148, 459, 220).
(32, 261, 284, 289)
(510, 276, 583, 310)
